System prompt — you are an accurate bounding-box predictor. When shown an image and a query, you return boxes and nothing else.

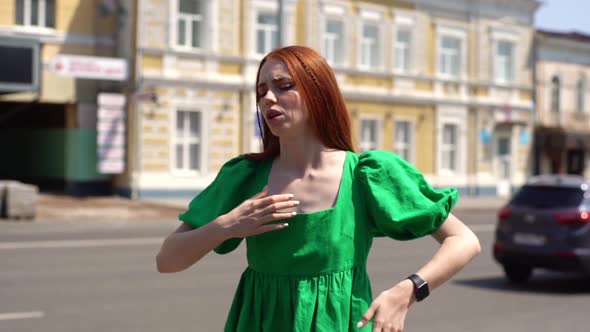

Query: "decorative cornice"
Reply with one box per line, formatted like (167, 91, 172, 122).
(536, 32, 590, 54)
(0, 26, 114, 46)
(140, 75, 533, 111)
(139, 47, 243, 63)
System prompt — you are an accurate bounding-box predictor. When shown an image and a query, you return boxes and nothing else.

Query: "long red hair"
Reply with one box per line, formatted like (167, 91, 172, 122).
(244, 46, 354, 161)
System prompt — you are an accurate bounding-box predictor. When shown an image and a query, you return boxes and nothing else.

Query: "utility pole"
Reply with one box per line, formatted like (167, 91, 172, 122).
(278, 0, 286, 47)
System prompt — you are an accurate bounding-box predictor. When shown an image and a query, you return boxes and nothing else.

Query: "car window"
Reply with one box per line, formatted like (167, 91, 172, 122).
(510, 186, 584, 208)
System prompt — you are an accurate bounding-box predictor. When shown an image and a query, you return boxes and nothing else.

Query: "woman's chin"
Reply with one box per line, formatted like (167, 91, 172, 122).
(267, 125, 289, 137)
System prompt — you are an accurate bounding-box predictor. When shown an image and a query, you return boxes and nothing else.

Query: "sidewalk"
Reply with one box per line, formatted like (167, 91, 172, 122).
(28, 194, 184, 222)
(453, 195, 508, 212)
(1, 193, 507, 223)
(150, 194, 509, 213)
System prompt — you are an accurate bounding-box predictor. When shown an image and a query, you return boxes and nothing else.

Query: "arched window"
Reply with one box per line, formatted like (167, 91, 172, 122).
(551, 76, 560, 113)
(577, 78, 585, 113)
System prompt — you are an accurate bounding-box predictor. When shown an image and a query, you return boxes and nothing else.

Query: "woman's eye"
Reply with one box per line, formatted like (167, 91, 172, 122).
(279, 84, 293, 90)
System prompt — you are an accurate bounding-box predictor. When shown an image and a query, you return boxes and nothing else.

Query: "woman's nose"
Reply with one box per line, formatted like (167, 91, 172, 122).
(262, 89, 277, 105)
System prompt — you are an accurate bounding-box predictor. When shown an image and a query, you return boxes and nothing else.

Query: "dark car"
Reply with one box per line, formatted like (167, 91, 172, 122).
(493, 175, 590, 283)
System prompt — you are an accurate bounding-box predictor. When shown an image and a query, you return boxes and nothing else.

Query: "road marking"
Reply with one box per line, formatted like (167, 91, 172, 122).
(0, 237, 162, 250)
(0, 311, 44, 321)
(469, 224, 495, 232)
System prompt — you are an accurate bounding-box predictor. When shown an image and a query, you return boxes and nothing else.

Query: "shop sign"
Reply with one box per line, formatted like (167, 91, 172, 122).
(49, 54, 128, 81)
(97, 93, 126, 174)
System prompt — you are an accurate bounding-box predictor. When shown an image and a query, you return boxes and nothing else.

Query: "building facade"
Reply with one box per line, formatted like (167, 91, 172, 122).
(533, 30, 590, 177)
(120, 0, 539, 199)
(0, 0, 132, 194)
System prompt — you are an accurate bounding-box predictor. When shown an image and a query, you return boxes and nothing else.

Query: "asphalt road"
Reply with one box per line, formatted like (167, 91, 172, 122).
(1, 211, 589, 332)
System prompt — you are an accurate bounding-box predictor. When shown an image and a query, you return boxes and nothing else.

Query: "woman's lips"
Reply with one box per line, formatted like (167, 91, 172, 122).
(266, 109, 284, 121)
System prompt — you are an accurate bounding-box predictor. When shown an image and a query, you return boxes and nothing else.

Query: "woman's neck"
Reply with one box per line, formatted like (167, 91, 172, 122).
(276, 136, 338, 172)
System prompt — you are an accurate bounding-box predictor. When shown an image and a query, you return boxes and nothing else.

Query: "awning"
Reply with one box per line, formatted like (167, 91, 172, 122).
(566, 133, 590, 150)
(535, 126, 590, 151)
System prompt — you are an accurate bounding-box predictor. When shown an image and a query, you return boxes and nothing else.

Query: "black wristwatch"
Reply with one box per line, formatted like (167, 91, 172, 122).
(406, 274, 429, 302)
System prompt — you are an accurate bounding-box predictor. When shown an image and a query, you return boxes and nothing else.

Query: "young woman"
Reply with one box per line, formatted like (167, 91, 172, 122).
(156, 46, 481, 331)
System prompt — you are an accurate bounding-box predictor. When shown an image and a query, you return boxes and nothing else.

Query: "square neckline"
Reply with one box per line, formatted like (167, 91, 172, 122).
(262, 150, 351, 217)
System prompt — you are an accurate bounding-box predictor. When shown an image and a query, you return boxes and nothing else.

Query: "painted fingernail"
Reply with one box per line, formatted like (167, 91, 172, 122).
(282, 223, 289, 227)
(291, 212, 297, 216)
(287, 194, 295, 198)
(292, 200, 300, 205)
(356, 321, 364, 328)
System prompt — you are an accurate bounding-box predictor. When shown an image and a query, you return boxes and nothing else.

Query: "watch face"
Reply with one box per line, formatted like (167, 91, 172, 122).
(408, 274, 429, 301)
(416, 283, 429, 301)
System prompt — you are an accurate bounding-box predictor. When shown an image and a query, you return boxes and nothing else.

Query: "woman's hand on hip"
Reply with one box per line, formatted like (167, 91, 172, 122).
(357, 279, 415, 332)
(217, 188, 298, 238)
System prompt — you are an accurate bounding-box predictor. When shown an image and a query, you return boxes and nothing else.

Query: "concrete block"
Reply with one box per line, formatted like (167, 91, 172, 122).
(1, 181, 38, 220)
(0, 182, 5, 217)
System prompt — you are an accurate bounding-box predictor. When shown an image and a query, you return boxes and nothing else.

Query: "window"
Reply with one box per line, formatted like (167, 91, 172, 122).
(16, 0, 55, 28)
(360, 22, 380, 69)
(256, 13, 278, 55)
(441, 124, 458, 171)
(551, 76, 560, 113)
(394, 28, 412, 72)
(323, 19, 345, 66)
(577, 79, 585, 113)
(360, 118, 379, 152)
(251, 111, 263, 153)
(176, 0, 205, 49)
(393, 120, 413, 162)
(511, 186, 584, 209)
(495, 41, 514, 83)
(173, 110, 202, 173)
(439, 36, 461, 78)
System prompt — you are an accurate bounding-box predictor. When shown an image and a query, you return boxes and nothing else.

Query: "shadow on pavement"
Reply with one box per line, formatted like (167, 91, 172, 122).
(454, 272, 590, 294)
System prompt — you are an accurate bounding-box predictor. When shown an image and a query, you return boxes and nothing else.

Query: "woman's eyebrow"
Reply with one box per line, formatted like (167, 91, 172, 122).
(258, 77, 292, 88)
(269, 75, 294, 83)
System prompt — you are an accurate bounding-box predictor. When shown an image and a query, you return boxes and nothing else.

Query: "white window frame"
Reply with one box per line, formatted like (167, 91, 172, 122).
(254, 11, 279, 56)
(169, 0, 216, 52)
(251, 107, 263, 153)
(441, 123, 458, 172)
(550, 75, 561, 113)
(319, 1, 349, 68)
(249, 0, 295, 58)
(393, 118, 415, 164)
(322, 17, 346, 67)
(577, 78, 586, 113)
(357, 8, 385, 71)
(16, 0, 55, 28)
(170, 108, 208, 176)
(491, 29, 518, 85)
(359, 116, 382, 152)
(393, 15, 415, 74)
(436, 107, 466, 177)
(436, 25, 467, 80)
(493, 40, 515, 84)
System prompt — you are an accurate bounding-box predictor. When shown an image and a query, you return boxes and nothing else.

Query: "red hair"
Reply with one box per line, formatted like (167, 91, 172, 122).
(244, 46, 354, 161)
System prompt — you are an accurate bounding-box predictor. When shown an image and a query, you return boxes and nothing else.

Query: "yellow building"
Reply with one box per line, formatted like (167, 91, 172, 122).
(122, 0, 539, 199)
(0, 0, 130, 195)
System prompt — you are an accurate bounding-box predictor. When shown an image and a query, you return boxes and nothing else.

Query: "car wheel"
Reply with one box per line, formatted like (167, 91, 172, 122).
(503, 264, 532, 283)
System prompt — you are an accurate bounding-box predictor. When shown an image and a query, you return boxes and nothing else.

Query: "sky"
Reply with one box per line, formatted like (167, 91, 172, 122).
(535, 0, 590, 34)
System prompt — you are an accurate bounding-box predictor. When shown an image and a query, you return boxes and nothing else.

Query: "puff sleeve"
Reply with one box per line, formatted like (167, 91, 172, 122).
(178, 156, 261, 254)
(356, 150, 458, 241)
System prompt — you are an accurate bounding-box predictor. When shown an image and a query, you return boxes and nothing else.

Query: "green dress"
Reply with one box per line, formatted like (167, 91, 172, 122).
(179, 150, 458, 331)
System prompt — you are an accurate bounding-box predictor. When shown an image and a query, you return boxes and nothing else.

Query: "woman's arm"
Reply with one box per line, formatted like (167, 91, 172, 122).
(415, 213, 481, 289)
(358, 214, 481, 330)
(156, 220, 230, 273)
(156, 190, 299, 273)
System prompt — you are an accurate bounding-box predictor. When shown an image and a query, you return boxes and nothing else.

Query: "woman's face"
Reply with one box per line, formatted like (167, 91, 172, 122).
(257, 58, 308, 138)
